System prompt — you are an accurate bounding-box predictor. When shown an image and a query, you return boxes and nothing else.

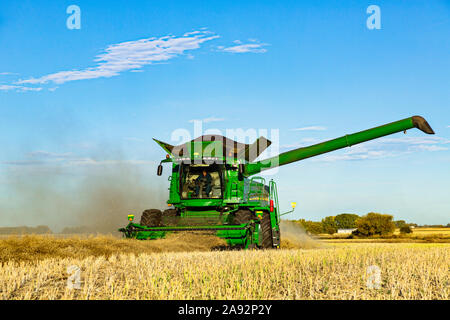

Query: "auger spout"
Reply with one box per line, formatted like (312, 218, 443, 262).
(245, 116, 434, 176)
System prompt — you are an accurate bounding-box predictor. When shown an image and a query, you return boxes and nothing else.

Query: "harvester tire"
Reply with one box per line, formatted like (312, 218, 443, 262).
(162, 209, 179, 226)
(140, 209, 162, 227)
(260, 211, 273, 249)
(232, 209, 253, 225)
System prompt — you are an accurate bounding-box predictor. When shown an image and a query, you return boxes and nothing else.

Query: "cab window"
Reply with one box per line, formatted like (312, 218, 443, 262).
(180, 164, 222, 199)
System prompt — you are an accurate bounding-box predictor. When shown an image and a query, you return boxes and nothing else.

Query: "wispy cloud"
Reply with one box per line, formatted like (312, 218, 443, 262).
(291, 126, 327, 131)
(3, 32, 271, 92)
(0, 72, 18, 76)
(280, 136, 450, 162)
(188, 117, 226, 123)
(0, 85, 20, 91)
(15, 30, 219, 86)
(27, 151, 74, 159)
(412, 144, 448, 152)
(0, 84, 43, 92)
(318, 136, 450, 162)
(2, 158, 155, 167)
(3, 150, 155, 167)
(217, 39, 268, 53)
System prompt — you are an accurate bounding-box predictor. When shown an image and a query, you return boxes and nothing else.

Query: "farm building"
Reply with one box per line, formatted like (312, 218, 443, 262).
(337, 228, 357, 234)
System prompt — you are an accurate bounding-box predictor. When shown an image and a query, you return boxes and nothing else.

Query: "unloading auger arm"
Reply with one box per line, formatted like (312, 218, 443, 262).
(244, 116, 434, 176)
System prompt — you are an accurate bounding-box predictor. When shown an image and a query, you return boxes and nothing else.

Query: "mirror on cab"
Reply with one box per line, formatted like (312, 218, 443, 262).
(157, 164, 163, 176)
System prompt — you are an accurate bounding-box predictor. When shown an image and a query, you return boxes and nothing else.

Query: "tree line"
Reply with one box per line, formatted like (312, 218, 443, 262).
(293, 213, 424, 236)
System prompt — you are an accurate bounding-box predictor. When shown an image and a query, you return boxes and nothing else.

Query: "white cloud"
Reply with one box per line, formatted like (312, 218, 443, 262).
(279, 135, 449, 162)
(0, 85, 19, 91)
(19, 86, 43, 92)
(27, 151, 74, 159)
(188, 117, 226, 123)
(316, 136, 449, 162)
(4, 150, 156, 167)
(410, 145, 448, 152)
(0, 72, 18, 76)
(16, 31, 219, 86)
(2, 158, 155, 167)
(4, 32, 270, 92)
(377, 136, 450, 146)
(217, 40, 268, 53)
(291, 126, 327, 131)
(0, 84, 42, 92)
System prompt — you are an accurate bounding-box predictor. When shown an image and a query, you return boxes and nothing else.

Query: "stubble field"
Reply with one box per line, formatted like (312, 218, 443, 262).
(0, 235, 448, 300)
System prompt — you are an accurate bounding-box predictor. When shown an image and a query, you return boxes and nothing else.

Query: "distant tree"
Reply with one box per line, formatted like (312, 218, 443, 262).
(295, 219, 323, 235)
(307, 221, 324, 235)
(335, 214, 359, 229)
(394, 220, 407, 228)
(355, 213, 396, 236)
(34, 225, 53, 234)
(321, 216, 337, 235)
(400, 225, 413, 234)
(0, 225, 52, 235)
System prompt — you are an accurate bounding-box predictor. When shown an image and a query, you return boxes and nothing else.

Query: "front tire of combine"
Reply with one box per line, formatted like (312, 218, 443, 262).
(232, 209, 253, 225)
(162, 209, 179, 226)
(140, 209, 162, 227)
(260, 211, 273, 249)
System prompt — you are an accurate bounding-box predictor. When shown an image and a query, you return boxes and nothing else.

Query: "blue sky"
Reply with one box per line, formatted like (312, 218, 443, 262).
(0, 0, 449, 228)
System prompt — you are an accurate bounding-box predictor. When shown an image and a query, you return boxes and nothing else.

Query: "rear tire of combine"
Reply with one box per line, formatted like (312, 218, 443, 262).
(140, 209, 162, 227)
(162, 209, 179, 226)
(232, 209, 253, 225)
(260, 211, 274, 249)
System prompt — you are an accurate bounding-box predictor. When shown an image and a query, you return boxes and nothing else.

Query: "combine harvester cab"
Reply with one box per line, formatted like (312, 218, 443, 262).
(119, 116, 434, 249)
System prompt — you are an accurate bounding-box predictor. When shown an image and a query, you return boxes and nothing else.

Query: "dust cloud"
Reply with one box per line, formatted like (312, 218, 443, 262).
(280, 220, 322, 249)
(0, 163, 167, 233)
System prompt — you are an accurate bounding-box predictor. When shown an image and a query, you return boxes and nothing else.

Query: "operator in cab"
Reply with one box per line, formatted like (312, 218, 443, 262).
(194, 169, 212, 197)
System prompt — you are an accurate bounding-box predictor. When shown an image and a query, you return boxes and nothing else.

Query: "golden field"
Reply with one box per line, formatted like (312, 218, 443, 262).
(406, 227, 450, 237)
(0, 235, 448, 300)
(318, 227, 450, 242)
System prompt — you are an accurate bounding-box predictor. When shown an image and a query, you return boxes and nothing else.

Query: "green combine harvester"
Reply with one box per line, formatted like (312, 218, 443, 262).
(119, 116, 434, 249)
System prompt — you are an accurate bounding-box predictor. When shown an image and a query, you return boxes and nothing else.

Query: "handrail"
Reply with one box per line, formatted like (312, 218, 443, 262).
(269, 180, 280, 223)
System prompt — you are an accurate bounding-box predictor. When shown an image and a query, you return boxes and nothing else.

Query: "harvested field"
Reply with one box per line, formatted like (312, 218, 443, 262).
(0, 238, 448, 300)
